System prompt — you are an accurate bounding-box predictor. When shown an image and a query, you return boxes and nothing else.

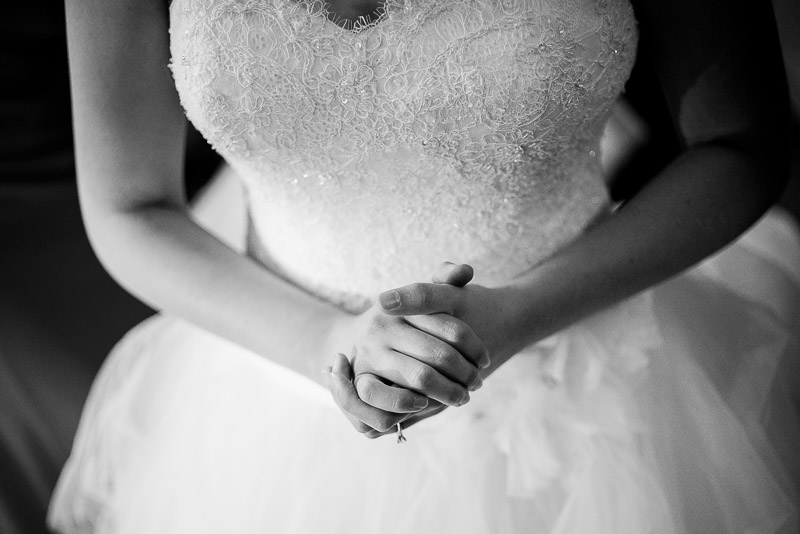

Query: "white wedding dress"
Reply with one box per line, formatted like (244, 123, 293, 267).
(49, 0, 800, 532)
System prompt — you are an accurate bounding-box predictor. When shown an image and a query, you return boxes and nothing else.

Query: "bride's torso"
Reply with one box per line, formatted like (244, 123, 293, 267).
(169, 0, 637, 311)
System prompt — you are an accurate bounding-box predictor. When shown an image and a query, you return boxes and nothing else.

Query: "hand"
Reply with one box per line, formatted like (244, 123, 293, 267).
(377, 272, 525, 375)
(326, 352, 450, 439)
(324, 263, 487, 438)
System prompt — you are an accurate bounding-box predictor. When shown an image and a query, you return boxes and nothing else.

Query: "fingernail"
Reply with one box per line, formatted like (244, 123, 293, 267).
(479, 350, 491, 369)
(379, 290, 400, 311)
(413, 397, 428, 409)
(469, 375, 483, 391)
(456, 391, 470, 407)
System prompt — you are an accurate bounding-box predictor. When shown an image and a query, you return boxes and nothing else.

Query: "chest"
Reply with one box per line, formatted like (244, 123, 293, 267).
(170, 0, 637, 165)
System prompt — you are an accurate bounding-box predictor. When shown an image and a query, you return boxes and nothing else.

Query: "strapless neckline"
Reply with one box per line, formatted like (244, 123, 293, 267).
(169, 0, 638, 311)
(287, 0, 399, 34)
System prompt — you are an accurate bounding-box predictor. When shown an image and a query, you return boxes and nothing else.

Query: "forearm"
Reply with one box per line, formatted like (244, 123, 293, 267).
(492, 143, 786, 365)
(64, 0, 345, 383)
(86, 201, 346, 383)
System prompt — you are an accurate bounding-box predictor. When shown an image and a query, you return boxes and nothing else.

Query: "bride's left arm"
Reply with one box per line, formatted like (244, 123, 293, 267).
(327, 0, 791, 435)
(379, 0, 791, 376)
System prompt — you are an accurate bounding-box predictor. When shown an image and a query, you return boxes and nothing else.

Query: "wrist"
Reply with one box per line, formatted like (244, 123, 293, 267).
(484, 265, 577, 365)
(465, 284, 534, 374)
(283, 304, 353, 384)
(502, 257, 601, 346)
(317, 307, 360, 365)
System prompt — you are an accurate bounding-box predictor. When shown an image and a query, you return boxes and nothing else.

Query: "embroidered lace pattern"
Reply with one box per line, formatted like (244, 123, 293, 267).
(169, 0, 638, 311)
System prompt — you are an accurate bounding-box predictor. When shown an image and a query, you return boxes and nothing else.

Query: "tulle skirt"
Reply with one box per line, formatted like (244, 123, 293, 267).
(48, 209, 800, 534)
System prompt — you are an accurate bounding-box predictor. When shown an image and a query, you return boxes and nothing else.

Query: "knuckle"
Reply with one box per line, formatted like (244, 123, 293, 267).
(355, 377, 374, 402)
(354, 421, 371, 434)
(374, 415, 395, 433)
(390, 396, 406, 412)
(447, 323, 468, 345)
(420, 284, 433, 308)
(409, 366, 435, 391)
(391, 393, 414, 413)
(446, 388, 466, 406)
(408, 283, 427, 307)
(468, 368, 482, 387)
(431, 345, 455, 367)
(441, 320, 458, 342)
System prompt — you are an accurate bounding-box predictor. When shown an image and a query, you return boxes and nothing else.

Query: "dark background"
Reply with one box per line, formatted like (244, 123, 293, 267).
(1, 2, 798, 533)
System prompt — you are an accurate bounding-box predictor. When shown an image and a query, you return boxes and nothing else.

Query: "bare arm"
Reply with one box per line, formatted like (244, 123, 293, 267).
(332, 0, 791, 423)
(381, 0, 790, 370)
(488, 0, 791, 362)
(66, 0, 347, 381)
(67, 0, 486, 399)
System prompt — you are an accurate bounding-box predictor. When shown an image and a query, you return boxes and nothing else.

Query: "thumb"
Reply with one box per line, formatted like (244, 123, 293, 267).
(431, 262, 474, 287)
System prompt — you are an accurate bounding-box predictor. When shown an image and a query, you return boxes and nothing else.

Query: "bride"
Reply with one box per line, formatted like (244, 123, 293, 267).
(50, 0, 799, 532)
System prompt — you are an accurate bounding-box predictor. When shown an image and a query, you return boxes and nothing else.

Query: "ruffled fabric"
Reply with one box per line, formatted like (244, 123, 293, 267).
(49, 210, 800, 534)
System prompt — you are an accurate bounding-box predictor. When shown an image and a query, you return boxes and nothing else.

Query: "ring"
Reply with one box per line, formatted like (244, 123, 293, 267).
(396, 422, 406, 444)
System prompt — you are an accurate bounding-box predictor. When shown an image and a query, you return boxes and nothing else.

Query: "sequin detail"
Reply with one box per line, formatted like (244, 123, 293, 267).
(170, 0, 638, 311)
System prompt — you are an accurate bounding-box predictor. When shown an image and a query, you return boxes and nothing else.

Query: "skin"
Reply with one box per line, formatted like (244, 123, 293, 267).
(65, 0, 483, 410)
(323, 0, 385, 26)
(326, 263, 479, 437)
(65, 0, 789, 439)
(324, 0, 792, 435)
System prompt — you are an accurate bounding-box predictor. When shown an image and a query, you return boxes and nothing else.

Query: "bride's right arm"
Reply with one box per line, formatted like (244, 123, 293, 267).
(66, 0, 485, 401)
(66, 0, 349, 381)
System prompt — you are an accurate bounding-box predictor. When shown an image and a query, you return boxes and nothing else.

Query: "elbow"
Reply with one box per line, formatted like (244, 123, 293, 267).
(676, 59, 792, 206)
(680, 101, 792, 210)
(80, 205, 147, 296)
(79, 195, 186, 303)
(698, 125, 790, 207)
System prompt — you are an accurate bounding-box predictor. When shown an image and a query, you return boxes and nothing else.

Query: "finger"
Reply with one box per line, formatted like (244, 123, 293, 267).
(355, 348, 470, 407)
(363, 403, 452, 439)
(354, 374, 429, 413)
(364, 424, 406, 440)
(364, 402, 449, 438)
(323, 364, 375, 435)
(332, 350, 354, 380)
(378, 283, 460, 316)
(329, 355, 405, 433)
(324, 360, 372, 435)
(348, 414, 380, 436)
(398, 401, 448, 431)
(404, 313, 490, 370)
(432, 262, 474, 287)
(389, 324, 483, 391)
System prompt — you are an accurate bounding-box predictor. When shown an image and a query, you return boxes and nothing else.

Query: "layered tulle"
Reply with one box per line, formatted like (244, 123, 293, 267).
(49, 209, 800, 534)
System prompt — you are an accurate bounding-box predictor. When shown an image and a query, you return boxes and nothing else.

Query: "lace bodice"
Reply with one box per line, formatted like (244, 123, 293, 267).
(169, 0, 637, 311)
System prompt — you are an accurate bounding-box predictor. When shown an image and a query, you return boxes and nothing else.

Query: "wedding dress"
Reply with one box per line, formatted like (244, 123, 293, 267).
(48, 0, 800, 532)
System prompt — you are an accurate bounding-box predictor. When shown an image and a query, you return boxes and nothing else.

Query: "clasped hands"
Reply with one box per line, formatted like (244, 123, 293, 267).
(324, 262, 509, 439)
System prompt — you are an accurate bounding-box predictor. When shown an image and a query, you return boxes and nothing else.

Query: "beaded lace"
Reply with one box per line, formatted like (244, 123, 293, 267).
(169, 0, 638, 311)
